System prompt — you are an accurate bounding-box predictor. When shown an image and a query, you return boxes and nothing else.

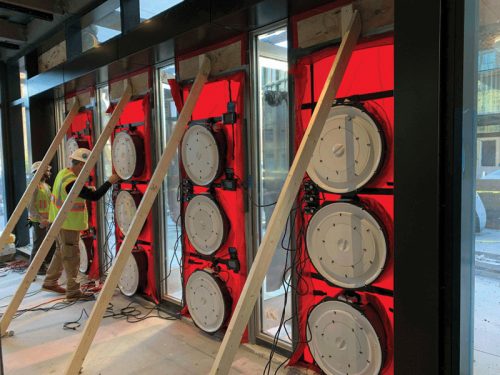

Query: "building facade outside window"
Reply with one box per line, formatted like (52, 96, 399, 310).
(470, 1, 500, 374)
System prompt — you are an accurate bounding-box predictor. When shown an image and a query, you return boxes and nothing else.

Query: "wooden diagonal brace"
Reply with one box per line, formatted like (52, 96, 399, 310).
(0, 83, 133, 336)
(209, 10, 362, 375)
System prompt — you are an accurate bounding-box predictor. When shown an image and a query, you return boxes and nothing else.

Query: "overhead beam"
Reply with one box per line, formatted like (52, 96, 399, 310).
(0, 18, 26, 43)
(0, 41, 20, 50)
(0, 1, 55, 21)
(0, 0, 62, 14)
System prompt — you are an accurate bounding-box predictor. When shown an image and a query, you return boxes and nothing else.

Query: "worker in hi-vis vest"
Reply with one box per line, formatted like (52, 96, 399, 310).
(28, 161, 56, 275)
(42, 148, 120, 301)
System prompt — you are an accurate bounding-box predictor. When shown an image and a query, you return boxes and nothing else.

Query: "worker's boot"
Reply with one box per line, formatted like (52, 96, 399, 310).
(41, 284, 66, 294)
(66, 290, 95, 302)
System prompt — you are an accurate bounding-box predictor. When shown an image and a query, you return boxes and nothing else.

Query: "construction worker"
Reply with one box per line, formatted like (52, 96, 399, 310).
(28, 161, 55, 275)
(42, 148, 120, 300)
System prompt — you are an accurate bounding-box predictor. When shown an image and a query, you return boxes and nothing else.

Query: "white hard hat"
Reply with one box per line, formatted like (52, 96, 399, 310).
(70, 148, 91, 163)
(31, 161, 52, 173)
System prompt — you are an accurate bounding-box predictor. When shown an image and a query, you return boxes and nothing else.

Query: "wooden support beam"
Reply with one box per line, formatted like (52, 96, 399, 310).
(63, 55, 211, 375)
(0, 100, 78, 261)
(209, 11, 362, 375)
(0, 18, 26, 43)
(0, 83, 132, 337)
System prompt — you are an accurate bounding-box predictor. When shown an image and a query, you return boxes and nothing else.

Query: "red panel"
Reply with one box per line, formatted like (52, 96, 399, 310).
(110, 71, 158, 303)
(63, 99, 101, 281)
(175, 72, 248, 339)
(290, 21, 394, 373)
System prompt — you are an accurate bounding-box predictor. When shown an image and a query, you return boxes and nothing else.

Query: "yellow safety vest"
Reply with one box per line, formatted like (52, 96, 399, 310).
(29, 182, 51, 223)
(49, 168, 88, 231)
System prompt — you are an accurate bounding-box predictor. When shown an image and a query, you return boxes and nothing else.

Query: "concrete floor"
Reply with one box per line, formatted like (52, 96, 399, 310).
(474, 275, 500, 375)
(0, 270, 306, 375)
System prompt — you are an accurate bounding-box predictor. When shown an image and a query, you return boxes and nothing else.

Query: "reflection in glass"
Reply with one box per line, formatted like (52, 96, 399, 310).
(139, 0, 183, 21)
(255, 28, 292, 343)
(474, 1, 500, 373)
(82, 6, 121, 52)
(97, 86, 117, 272)
(158, 64, 183, 301)
(21, 106, 33, 243)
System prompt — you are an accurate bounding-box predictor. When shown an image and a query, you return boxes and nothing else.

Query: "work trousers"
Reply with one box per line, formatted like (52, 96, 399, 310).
(30, 223, 56, 267)
(44, 229, 81, 297)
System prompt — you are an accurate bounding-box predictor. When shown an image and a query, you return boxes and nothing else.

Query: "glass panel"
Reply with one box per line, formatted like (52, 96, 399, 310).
(97, 86, 117, 273)
(139, 0, 183, 21)
(474, 1, 500, 373)
(19, 57, 27, 98)
(255, 27, 292, 344)
(82, 6, 121, 52)
(21, 106, 32, 184)
(54, 99, 66, 169)
(0, 109, 7, 229)
(21, 105, 33, 244)
(158, 64, 182, 301)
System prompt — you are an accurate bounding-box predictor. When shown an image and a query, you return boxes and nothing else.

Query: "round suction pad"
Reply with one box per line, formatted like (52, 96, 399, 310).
(78, 238, 89, 274)
(307, 299, 384, 375)
(66, 137, 90, 167)
(181, 124, 226, 186)
(112, 131, 145, 180)
(185, 195, 228, 255)
(307, 105, 384, 193)
(118, 251, 148, 297)
(115, 190, 142, 235)
(185, 270, 232, 333)
(306, 202, 387, 289)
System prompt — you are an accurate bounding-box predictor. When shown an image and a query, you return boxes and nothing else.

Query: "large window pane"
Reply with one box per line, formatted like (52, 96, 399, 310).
(473, 1, 500, 373)
(21, 105, 33, 244)
(158, 64, 182, 302)
(139, 0, 183, 21)
(254, 27, 292, 344)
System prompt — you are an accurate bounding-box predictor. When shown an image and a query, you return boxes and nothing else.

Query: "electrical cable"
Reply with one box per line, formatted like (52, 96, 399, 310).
(227, 80, 236, 161)
(63, 308, 89, 330)
(262, 199, 313, 374)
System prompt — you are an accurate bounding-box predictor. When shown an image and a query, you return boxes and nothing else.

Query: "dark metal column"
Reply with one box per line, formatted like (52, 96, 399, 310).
(395, 0, 442, 370)
(120, 0, 140, 33)
(395, 0, 473, 373)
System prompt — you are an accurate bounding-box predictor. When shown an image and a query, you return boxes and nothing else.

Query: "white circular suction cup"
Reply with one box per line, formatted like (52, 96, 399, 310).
(66, 137, 90, 167)
(307, 105, 384, 193)
(79, 238, 89, 274)
(115, 190, 141, 235)
(181, 124, 225, 186)
(306, 202, 387, 289)
(185, 195, 228, 255)
(307, 299, 383, 375)
(185, 270, 231, 333)
(112, 131, 145, 180)
(118, 252, 147, 297)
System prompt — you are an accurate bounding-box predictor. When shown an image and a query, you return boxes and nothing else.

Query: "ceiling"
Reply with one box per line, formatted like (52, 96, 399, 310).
(0, 0, 103, 61)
